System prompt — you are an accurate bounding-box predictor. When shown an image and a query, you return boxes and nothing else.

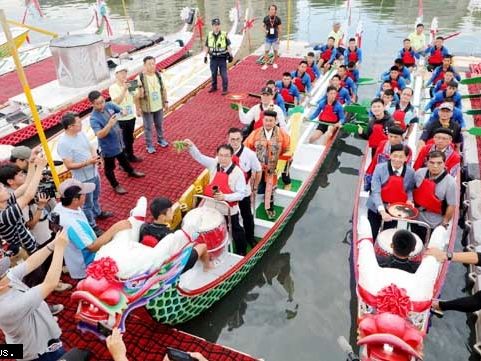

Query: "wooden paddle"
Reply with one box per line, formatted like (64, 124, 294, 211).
(230, 103, 250, 113)
(357, 77, 377, 86)
(467, 127, 481, 136)
(462, 93, 481, 99)
(460, 76, 481, 85)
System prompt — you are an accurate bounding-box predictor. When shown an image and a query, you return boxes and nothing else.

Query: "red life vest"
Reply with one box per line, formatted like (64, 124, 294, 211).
(321, 46, 333, 62)
(368, 122, 388, 148)
(413, 171, 448, 214)
(319, 101, 339, 123)
(390, 77, 400, 93)
(439, 80, 448, 91)
(346, 70, 355, 82)
(413, 144, 461, 173)
(306, 65, 316, 82)
(204, 164, 238, 207)
(402, 48, 415, 66)
(253, 104, 265, 130)
(433, 70, 446, 85)
(232, 145, 251, 181)
(347, 48, 358, 63)
(335, 91, 345, 105)
(280, 84, 295, 103)
(366, 140, 391, 175)
(392, 103, 411, 130)
(293, 71, 306, 92)
(380, 163, 408, 204)
(429, 47, 444, 65)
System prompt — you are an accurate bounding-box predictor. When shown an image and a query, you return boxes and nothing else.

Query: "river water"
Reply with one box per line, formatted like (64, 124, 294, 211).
(2, 0, 481, 360)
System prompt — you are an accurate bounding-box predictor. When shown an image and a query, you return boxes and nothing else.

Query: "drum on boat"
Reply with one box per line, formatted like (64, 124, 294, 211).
(374, 228, 424, 263)
(182, 207, 229, 259)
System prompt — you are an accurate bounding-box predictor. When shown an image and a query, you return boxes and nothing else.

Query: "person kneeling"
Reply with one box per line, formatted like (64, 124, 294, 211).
(377, 229, 420, 274)
(139, 197, 212, 272)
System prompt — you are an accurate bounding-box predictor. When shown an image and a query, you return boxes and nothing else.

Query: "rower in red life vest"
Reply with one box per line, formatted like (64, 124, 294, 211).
(343, 38, 362, 67)
(433, 70, 454, 94)
(306, 51, 321, 82)
(308, 85, 345, 144)
(376, 81, 400, 103)
(364, 126, 412, 191)
(275, 72, 301, 107)
(397, 39, 420, 69)
(346, 61, 360, 84)
(426, 36, 450, 71)
(291, 60, 312, 93)
(265, 79, 287, 115)
(411, 150, 457, 241)
(381, 60, 410, 83)
(359, 98, 395, 157)
(424, 80, 462, 111)
(238, 86, 287, 135)
(392, 87, 418, 137)
(427, 54, 461, 87)
(414, 128, 461, 176)
(366, 144, 416, 239)
(382, 66, 406, 95)
(420, 102, 463, 150)
(227, 127, 262, 247)
(185, 141, 249, 256)
(315, 36, 338, 71)
(330, 75, 352, 105)
(337, 65, 357, 101)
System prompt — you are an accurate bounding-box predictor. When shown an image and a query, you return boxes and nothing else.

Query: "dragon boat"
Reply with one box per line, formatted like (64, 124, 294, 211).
(351, 18, 463, 360)
(0, 6, 199, 145)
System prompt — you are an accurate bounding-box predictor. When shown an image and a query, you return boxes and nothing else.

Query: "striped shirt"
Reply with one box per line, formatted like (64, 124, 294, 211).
(0, 194, 37, 255)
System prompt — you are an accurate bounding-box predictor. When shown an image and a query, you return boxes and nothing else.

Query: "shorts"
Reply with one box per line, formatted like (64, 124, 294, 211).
(265, 37, 279, 52)
(182, 248, 199, 273)
(316, 123, 329, 133)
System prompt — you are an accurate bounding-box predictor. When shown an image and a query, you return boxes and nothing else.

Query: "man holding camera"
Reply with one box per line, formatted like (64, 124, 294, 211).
(109, 66, 142, 163)
(204, 18, 234, 95)
(89, 90, 145, 195)
(58, 112, 112, 236)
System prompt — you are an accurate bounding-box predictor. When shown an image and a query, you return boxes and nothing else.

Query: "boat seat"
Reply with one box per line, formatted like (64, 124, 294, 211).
(375, 228, 424, 258)
(468, 198, 481, 221)
(467, 180, 481, 201)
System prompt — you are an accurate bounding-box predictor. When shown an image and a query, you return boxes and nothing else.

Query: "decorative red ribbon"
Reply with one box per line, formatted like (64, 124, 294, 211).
(243, 18, 256, 32)
(195, 16, 204, 36)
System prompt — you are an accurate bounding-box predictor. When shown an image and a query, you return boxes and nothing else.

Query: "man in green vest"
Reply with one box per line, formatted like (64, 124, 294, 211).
(204, 18, 233, 95)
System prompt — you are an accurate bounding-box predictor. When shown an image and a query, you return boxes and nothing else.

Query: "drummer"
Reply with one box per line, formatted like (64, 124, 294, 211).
(412, 150, 457, 241)
(366, 144, 416, 240)
(184, 140, 248, 256)
(377, 229, 420, 273)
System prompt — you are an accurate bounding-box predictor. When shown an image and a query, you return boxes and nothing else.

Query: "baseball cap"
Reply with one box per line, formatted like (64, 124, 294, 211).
(59, 179, 95, 198)
(0, 255, 10, 279)
(115, 65, 128, 73)
(260, 87, 273, 95)
(211, 18, 220, 25)
(11, 146, 31, 160)
(439, 102, 454, 111)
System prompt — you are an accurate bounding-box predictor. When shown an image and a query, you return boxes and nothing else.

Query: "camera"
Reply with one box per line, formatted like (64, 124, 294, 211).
(128, 79, 139, 92)
(49, 212, 62, 233)
(37, 169, 57, 200)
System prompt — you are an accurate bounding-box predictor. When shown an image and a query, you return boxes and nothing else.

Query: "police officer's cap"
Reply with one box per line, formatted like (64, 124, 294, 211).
(212, 18, 221, 25)
(433, 127, 453, 137)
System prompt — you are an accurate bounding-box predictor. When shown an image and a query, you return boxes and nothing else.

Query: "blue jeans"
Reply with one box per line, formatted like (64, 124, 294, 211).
(35, 346, 65, 361)
(210, 57, 228, 91)
(142, 109, 164, 148)
(82, 174, 101, 227)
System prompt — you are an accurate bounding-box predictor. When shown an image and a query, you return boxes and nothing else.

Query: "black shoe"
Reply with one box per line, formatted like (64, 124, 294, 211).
(222, 90, 228, 96)
(96, 211, 113, 220)
(92, 226, 104, 237)
(128, 155, 143, 163)
(129, 170, 145, 178)
(208, 88, 217, 93)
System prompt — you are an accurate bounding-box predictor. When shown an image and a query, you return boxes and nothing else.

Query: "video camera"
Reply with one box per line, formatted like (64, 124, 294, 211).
(35, 160, 63, 201)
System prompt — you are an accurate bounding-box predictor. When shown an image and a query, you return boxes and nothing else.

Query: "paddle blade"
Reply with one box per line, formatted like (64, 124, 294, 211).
(466, 109, 481, 116)
(230, 103, 249, 113)
(357, 77, 377, 86)
(288, 106, 304, 116)
(342, 123, 366, 134)
(355, 113, 370, 122)
(460, 76, 481, 85)
(468, 127, 481, 136)
(462, 93, 481, 99)
(344, 104, 368, 115)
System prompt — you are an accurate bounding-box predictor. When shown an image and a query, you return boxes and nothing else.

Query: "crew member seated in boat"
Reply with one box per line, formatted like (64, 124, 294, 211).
(426, 36, 450, 71)
(398, 39, 420, 69)
(393, 87, 418, 137)
(426, 54, 461, 87)
(53, 179, 131, 279)
(381, 89, 396, 114)
(376, 81, 400, 103)
(244, 110, 290, 220)
(366, 144, 415, 239)
(424, 81, 462, 112)
(359, 98, 395, 157)
(315, 37, 338, 71)
(227, 127, 262, 247)
(185, 141, 249, 256)
(238, 87, 286, 135)
(428, 97, 465, 130)
(419, 102, 462, 150)
(414, 128, 461, 176)
(381, 66, 406, 95)
(381, 59, 410, 81)
(346, 61, 360, 84)
(330, 74, 351, 105)
(266, 80, 287, 115)
(344, 38, 362, 66)
(306, 52, 321, 82)
(291, 61, 312, 93)
(411, 150, 457, 241)
(308, 86, 345, 144)
(377, 229, 420, 273)
(408, 23, 426, 54)
(275, 72, 301, 107)
(433, 69, 455, 94)
(337, 65, 357, 100)
(139, 197, 212, 271)
(364, 126, 412, 191)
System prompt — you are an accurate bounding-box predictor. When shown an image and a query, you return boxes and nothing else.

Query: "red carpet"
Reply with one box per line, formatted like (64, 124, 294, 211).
(96, 55, 301, 229)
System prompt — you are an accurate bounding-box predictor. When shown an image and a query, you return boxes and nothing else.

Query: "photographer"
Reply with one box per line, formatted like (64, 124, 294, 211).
(9, 145, 39, 171)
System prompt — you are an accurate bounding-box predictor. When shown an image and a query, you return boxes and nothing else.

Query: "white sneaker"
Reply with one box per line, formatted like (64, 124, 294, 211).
(261, 64, 268, 70)
(272, 63, 278, 69)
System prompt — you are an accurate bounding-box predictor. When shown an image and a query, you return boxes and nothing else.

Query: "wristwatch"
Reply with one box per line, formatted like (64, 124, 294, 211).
(446, 251, 453, 261)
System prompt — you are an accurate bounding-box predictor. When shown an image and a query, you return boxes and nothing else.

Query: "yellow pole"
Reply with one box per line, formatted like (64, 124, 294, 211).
(120, 0, 133, 39)
(6, 19, 58, 38)
(0, 10, 60, 189)
(287, 0, 291, 51)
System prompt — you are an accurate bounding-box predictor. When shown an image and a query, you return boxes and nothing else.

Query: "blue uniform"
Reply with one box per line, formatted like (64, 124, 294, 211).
(426, 65, 462, 86)
(425, 90, 462, 111)
(274, 92, 287, 115)
(309, 97, 345, 123)
(340, 76, 357, 96)
(344, 47, 363, 65)
(381, 67, 410, 81)
(275, 80, 301, 103)
(291, 71, 312, 93)
(336, 87, 352, 105)
(314, 44, 338, 64)
(347, 68, 360, 83)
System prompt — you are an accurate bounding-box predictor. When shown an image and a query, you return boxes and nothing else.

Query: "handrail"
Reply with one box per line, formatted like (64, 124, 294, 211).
(6, 19, 58, 38)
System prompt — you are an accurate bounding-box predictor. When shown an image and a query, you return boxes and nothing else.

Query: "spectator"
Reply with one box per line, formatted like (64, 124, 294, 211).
(88, 90, 145, 195)
(10, 145, 38, 171)
(0, 230, 69, 361)
(53, 179, 132, 279)
(57, 112, 113, 235)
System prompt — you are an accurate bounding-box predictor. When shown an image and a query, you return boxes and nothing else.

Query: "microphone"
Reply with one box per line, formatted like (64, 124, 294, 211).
(337, 336, 360, 361)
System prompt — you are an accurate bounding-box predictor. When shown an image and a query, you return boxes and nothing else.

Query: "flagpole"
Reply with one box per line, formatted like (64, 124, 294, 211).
(286, 0, 291, 50)
(0, 10, 60, 189)
(120, 0, 133, 40)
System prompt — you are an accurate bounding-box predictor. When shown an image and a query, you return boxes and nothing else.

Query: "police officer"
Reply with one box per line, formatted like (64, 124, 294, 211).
(204, 18, 233, 95)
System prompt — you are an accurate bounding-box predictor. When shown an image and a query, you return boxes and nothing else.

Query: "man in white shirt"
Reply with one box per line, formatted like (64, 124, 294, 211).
(408, 23, 427, 53)
(328, 21, 345, 50)
(184, 140, 249, 256)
